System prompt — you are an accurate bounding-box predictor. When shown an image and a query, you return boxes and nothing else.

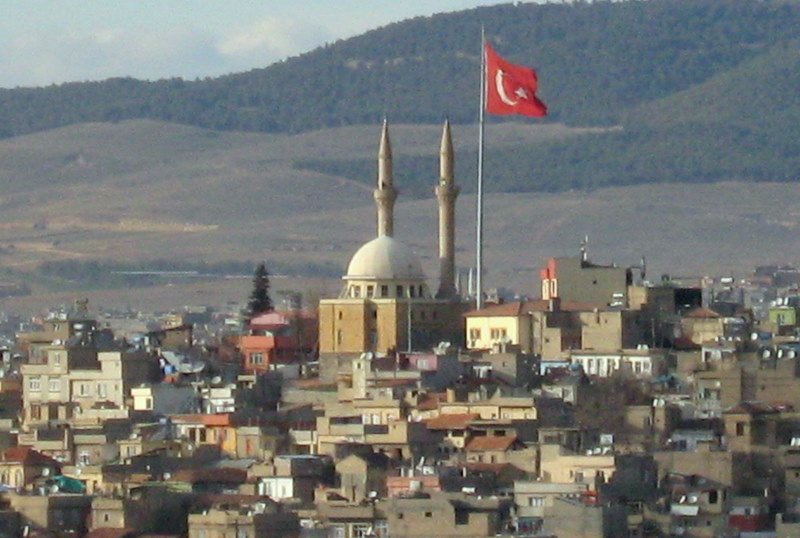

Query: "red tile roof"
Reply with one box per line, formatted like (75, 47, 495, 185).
(724, 401, 780, 415)
(425, 413, 479, 430)
(465, 435, 520, 452)
(1, 447, 60, 467)
(416, 392, 443, 412)
(685, 307, 721, 319)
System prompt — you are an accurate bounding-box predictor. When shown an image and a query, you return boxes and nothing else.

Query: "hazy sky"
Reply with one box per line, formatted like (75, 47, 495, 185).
(1, 1, 520, 89)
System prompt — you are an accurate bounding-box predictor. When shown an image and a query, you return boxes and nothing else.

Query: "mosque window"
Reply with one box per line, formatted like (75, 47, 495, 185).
(381, 285, 388, 297)
(396, 285, 404, 297)
(337, 330, 343, 345)
(338, 311, 343, 320)
(353, 286, 361, 298)
(367, 285, 374, 298)
(410, 286, 417, 298)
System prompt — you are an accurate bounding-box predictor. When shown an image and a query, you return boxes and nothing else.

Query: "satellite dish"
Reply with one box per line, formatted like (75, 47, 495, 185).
(762, 350, 772, 359)
(751, 332, 759, 341)
(790, 350, 797, 359)
(778, 349, 785, 359)
(41, 468, 50, 477)
(211, 376, 222, 385)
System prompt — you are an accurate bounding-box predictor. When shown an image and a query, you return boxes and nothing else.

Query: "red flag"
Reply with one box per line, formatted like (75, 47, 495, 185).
(485, 43, 547, 117)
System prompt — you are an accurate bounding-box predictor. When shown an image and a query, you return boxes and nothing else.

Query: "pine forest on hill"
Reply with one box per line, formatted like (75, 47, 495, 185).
(1, 0, 800, 195)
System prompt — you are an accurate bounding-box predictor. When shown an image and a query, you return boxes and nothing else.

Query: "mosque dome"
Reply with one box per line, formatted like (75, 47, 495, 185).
(345, 236, 425, 281)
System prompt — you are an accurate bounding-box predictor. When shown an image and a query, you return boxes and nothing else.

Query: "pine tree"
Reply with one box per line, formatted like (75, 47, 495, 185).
(246, 262, 273, 319)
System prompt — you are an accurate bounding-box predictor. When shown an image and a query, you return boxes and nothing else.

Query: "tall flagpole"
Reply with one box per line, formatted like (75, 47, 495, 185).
(476, 25, 486, 310)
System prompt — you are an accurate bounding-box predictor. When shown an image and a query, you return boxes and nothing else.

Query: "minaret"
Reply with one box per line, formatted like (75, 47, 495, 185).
(374, 119, 397, 237)
(436, 120, 459, 298)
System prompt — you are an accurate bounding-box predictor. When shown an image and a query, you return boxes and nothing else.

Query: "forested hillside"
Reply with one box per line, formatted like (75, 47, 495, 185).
(1, 0, 799, 137)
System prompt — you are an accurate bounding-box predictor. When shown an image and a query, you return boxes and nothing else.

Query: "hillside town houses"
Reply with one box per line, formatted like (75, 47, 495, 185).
(3, 123, 800, 538)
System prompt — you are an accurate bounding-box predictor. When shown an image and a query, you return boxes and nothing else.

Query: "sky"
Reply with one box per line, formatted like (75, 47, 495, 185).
(0, 0, 520, 89)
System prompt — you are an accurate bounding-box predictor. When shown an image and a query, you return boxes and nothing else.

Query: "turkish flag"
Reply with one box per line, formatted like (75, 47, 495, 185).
(485, 43, 547, 117)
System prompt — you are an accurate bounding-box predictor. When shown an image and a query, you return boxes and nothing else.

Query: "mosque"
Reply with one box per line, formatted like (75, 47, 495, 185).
(317, 120, 467, 381)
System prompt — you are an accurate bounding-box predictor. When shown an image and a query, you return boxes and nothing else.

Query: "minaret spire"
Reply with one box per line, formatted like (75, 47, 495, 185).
(436, 119, 459, 298)
(374, 118, 397, 237)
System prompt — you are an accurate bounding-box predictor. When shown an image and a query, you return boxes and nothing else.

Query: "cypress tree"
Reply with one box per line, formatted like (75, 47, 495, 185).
(246, 262, 273, 319)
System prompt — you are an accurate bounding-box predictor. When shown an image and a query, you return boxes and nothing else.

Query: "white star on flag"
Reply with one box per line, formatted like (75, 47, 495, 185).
(514, 87, 529, 100)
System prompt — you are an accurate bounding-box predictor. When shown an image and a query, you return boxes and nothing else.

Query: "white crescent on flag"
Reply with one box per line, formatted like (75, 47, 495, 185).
(495, 69, 519, 106)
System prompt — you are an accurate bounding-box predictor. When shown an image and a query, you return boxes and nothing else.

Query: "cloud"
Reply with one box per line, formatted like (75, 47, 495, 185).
(0, 26, 227, 87)
(217, 16, 334, 63)
(0, 14, 336, 88)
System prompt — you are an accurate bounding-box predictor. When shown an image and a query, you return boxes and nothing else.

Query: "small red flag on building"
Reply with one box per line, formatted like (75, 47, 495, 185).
(485, 43, 547, 117)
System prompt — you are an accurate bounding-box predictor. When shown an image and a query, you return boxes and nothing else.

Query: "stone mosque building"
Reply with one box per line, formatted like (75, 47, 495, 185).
(318, 120, 467, 380)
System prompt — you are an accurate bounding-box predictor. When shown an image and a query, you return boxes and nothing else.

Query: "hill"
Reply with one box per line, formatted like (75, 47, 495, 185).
(0, 120, 799, 304)
(1, 0, 799, 136)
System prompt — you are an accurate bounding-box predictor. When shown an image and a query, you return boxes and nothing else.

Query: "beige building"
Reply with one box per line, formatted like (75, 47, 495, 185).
(465, 299, 644, 359)
(538, 444, 616, 491)
(21, 346, 157, 426)
(384, 492, 510, 538)
(318, 121, 466, 381)
(540, 254, 633, 307)
(187, 502, 299, 538)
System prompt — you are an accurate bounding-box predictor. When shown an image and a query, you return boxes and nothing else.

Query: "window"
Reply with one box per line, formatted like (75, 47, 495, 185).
(409, 285, 416, 298)
(380, 285, 388, 297)
(736, 422, 746, 436)
(528, 497, 545, 507)
(708, 490, 718, 504)
(103, 513, 110, 523)
(97, 383, 107, 398)
(49, 378, 60, 393)
(366, 285, 374, 297)
(251, 353, 264, 365)
(338, 310, 343, 320)
(29, 377, 41, 392)
(396, 285, 404, 297)
(145, 398, 153, 410)
(424, 512, 432, 517)
(470, 328, 481, 340)
(53, 353, 62, 366)
(352, 286, 361, 298)
(353, 523, 372, 537)
(337, 330, 343, 345)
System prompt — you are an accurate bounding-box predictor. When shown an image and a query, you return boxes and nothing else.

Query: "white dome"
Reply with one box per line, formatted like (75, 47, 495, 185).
(345, 236, 425, 281)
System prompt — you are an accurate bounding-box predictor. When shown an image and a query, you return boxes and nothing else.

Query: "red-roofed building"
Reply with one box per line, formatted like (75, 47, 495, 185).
(238, 310, 317, 374)
(0, 447, 61, 489)
(170, 414, 237, 455)
(681, 307, 725, 345)
(464, 436, 534, 470)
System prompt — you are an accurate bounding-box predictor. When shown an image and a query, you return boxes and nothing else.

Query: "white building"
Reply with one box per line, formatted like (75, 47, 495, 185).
(569, 348, 666, 379)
